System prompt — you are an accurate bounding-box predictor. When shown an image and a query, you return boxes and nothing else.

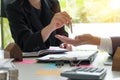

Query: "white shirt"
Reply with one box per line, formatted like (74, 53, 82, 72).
(98, 38, 113, 55)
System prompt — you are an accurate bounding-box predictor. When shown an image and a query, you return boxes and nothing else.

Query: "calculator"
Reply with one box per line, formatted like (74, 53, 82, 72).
(61, 66, 106, 80)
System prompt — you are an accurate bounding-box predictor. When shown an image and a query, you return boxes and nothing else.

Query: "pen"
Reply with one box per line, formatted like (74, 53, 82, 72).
(68, 23, 73, 33)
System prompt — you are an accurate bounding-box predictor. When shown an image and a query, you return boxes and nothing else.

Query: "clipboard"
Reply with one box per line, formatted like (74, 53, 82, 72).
(37, 50, 98, 64)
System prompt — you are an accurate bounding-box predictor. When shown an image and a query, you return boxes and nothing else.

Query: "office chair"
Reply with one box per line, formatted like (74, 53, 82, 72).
(1, 0, 23, 61)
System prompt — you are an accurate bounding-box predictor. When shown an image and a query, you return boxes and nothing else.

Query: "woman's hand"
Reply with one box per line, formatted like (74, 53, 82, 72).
(49, 11, 72, 31)
(41, 11, 71, 42)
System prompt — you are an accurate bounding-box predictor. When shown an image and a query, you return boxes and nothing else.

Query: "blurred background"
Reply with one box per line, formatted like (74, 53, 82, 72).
(0, 0, 120, 49)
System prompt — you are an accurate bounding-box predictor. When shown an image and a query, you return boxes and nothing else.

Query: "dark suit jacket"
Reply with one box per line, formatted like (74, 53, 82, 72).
(111, 37, 120, 56)
(6, 0, 68, 52)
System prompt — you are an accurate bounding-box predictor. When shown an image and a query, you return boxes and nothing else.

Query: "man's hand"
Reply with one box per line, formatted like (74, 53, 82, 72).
(55, 34, 100, 46)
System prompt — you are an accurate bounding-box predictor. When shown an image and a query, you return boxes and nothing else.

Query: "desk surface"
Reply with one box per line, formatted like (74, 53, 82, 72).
(13, 52, 120, 80)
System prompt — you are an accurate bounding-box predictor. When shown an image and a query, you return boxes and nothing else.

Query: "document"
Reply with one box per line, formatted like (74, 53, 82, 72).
(0, 59, 14, 68)
(0, 59, 18, 80)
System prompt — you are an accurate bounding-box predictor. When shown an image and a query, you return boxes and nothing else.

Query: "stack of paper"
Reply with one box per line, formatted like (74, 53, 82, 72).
(0, 59, 19, 80)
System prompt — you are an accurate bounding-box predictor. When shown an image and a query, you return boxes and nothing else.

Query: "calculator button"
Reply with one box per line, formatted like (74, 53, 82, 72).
(84, 67, 92, 72)
(96, 68, 104, 72)
(78, 67, 87, 71)
(89, 68, 98, 72)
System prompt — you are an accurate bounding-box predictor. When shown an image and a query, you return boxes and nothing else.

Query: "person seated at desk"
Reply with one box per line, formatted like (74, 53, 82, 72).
(55, 34, 120, 57)
(6, 0, 72, 52)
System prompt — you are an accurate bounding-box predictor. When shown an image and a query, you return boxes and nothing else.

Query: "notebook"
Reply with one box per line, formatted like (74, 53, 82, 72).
(37, 50, 98, 64)
(22, 46, 68, 57)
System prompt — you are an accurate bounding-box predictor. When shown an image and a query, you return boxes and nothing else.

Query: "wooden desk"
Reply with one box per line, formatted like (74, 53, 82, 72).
(13, 52, 120, 80)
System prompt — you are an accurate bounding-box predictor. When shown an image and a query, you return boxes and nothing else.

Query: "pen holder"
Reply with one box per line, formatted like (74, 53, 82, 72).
(112, 47, 120, 71)
(4, 43, 23, 61)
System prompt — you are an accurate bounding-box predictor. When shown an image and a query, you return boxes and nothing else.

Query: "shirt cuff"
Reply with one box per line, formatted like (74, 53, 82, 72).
(97, 38, 113, 55)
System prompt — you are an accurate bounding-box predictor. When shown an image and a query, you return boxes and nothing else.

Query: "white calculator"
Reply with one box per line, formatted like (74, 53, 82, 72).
(61, 66, 106, 80)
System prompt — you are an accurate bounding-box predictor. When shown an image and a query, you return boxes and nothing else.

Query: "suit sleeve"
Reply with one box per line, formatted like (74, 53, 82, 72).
(6, 3, 49, 52)
(111, 37, 120, 56)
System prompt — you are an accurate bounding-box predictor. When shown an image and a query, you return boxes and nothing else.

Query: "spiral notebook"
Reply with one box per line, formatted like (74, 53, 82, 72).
(37, 50, 98, 64)
(22, 46, 68, 57)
